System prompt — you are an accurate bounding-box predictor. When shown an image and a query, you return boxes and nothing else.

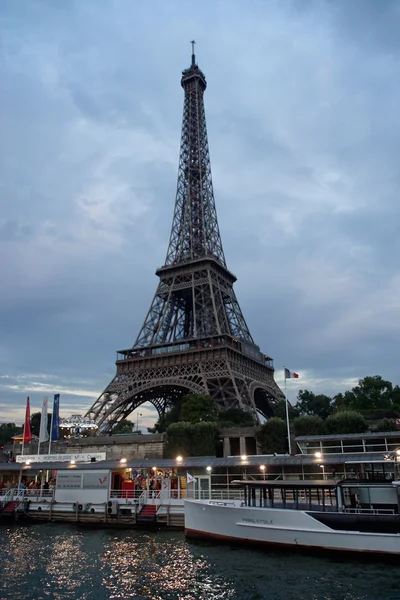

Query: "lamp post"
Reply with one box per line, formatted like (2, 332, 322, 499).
(260, 465, 266, 480)
(314, 452, 325, 479)
(136, 412, 143, 433)
(384, 449, 400, 481)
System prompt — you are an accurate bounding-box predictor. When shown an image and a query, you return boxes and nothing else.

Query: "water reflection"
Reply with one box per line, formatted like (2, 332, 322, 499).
(100, 534, 235, 599)
(1, 525, 400, 600)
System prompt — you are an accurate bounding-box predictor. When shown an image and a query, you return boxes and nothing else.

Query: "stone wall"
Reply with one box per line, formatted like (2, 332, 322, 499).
(12, 433, 166, 461)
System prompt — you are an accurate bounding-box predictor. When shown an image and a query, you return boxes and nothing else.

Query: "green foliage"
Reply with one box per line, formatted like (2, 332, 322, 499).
(30, 412, 41, 437)
(256, 418, 288, 454)
(111, 419, 134, 435)
(296, 390, 333, 419)
(333, 376, 394, 413)
(359, 408, 400, 420)
(0, 423, 22, 445)
(293, 415, 325, 437)
(165, 422, 192, 456)
(153, 394, 218, 432)
(152, 404, 182, 433)
(180, 394, 218, 424)
(165, 421, 218, 457)
(273, 400, 300, 421)
(375, 419, 398, 433)
(188, 422, 219, 456)
(30, 411, 52, 437)
(325, 410, 368, 435)
(217, 408, 255, 427)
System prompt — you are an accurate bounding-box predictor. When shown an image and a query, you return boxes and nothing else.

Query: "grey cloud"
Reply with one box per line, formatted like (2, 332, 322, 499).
(1, 0, 400, 424)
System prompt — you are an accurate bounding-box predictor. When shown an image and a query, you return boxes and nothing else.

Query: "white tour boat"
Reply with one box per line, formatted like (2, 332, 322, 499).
(185, 478, 400, 555)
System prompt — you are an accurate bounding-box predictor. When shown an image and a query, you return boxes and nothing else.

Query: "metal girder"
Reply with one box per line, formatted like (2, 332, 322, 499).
(85, 52, 284, 433)
(86, 347, 283, 433)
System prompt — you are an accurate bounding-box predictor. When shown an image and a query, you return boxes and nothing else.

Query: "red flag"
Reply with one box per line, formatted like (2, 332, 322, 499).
(23, 396, 32, 443)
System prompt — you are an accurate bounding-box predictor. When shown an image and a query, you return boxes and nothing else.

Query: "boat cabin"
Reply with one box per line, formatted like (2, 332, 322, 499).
(234, 479, 400, 515)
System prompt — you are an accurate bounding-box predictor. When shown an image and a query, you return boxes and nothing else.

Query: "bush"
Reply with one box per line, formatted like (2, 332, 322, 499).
(165, 422, 192, 457)
(325, 410, 367, 435)
(375, 419, 398, 433)
(189, 422, 219, 456)
(293, 415, 325, 437)
(217, 408, 255, 427)
(361, 409, 400, 420)
(165, 421, 218, 457)
(256, 418, 288, 454)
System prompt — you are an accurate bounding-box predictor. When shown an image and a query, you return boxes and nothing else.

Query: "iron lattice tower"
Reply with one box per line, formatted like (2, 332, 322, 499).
(86, 46, 284, 433)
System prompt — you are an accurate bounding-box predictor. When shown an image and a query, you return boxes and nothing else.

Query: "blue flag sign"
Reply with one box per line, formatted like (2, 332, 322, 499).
(51, 394, 60, 441)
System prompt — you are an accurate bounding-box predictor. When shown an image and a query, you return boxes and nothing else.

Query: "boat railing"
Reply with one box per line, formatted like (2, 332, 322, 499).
(209, 489, 244, 501)
(343, 507, 396, 515)
(208, 500, 236, 507)
(0, 488, 14, 506)
(23, 489, 55, 499)
(109, 489, 160, 501)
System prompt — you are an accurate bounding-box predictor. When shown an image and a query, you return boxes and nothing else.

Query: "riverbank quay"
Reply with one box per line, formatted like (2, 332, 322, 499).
(0, 449, 397, 529)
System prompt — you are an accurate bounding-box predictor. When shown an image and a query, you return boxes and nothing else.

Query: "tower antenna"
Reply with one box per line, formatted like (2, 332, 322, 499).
(190, 40, 196, 66)
(85, 51, 284, 434)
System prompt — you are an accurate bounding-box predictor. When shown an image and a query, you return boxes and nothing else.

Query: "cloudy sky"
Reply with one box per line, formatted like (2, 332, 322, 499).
(1, 0, 400, 427)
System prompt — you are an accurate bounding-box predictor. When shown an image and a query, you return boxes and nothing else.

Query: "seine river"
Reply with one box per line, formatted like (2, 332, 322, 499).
(1, 524, 400, 600)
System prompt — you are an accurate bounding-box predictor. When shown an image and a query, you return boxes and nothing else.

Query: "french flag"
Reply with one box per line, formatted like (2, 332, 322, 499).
(284, 368, 299, 379)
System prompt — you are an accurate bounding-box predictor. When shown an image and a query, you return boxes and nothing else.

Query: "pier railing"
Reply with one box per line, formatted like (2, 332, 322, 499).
(0, 488, 55, 503)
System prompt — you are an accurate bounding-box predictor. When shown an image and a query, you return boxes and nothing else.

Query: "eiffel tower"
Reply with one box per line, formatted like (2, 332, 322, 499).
(86, 45, 284, 433)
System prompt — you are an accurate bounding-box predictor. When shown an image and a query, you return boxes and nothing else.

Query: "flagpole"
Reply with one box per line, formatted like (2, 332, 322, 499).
(48, 409, 54, 456)
(283, 367, 292, 455)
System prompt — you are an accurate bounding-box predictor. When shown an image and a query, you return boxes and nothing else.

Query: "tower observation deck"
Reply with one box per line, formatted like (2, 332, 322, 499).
(86, 46, 284, 433)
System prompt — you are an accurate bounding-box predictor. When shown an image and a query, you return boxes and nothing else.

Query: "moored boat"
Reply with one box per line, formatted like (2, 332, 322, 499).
(184, 478, 400, 555)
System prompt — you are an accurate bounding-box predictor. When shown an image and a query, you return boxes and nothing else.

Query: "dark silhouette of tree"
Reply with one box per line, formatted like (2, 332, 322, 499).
(111, 419, 134, 435)
(0, 423, 22, 446)
(333, 376, 393, 413)
(296, 390, 332, 419)
(293, 415, 325, 436)
(256, 418, 288, 454)
(325, 410, 367, 434)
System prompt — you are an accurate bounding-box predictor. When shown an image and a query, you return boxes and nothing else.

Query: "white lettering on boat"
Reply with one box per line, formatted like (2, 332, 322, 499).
(241, 517, 273, 525)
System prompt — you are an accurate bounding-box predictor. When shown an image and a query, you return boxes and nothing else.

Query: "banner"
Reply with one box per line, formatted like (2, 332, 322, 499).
(16, 452, 107, 464)
(39, 397, 49, 443)
(51, 394, 60, 441)
(23, 397, 32, 443)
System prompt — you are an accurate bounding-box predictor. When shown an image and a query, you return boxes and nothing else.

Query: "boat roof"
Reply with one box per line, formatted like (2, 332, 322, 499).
(232, 479, 337, 488)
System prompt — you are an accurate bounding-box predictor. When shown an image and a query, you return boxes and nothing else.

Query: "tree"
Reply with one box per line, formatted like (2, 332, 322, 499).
(152, 394, 218, 432)
(296, 390, 332, 420)
(0, 423, 22, 446)
(30, 411, 52, 437)
(30, 412, 41, 437)
(188, 422, 219, 456)
(273, 400, 299, 421)
(217, 408, 255, 428)
(325, 411, 367, 435)
(293, 415, 325, 437)
(152, 402, 183, 433)
(179, 394, 218, 424)
(256, 418, 288, 454)
(165, 422, 192, 457)
(333, 376, 393, 413)
(375, 419, 398, 433)
(165, 421, 219, 457)
(111, 419, 134, 435)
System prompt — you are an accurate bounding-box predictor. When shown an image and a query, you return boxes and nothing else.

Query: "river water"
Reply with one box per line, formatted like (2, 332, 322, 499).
(0, 524, 399, 600)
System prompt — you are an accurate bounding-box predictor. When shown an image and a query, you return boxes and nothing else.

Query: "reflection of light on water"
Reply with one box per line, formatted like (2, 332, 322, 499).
(45, 532, 90, 598)
(99, 534, 236, 599)
(2, 526, 395, 600)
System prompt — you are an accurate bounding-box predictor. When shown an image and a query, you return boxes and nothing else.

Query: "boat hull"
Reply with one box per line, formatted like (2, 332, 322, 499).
(184, 500, 400, 555)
